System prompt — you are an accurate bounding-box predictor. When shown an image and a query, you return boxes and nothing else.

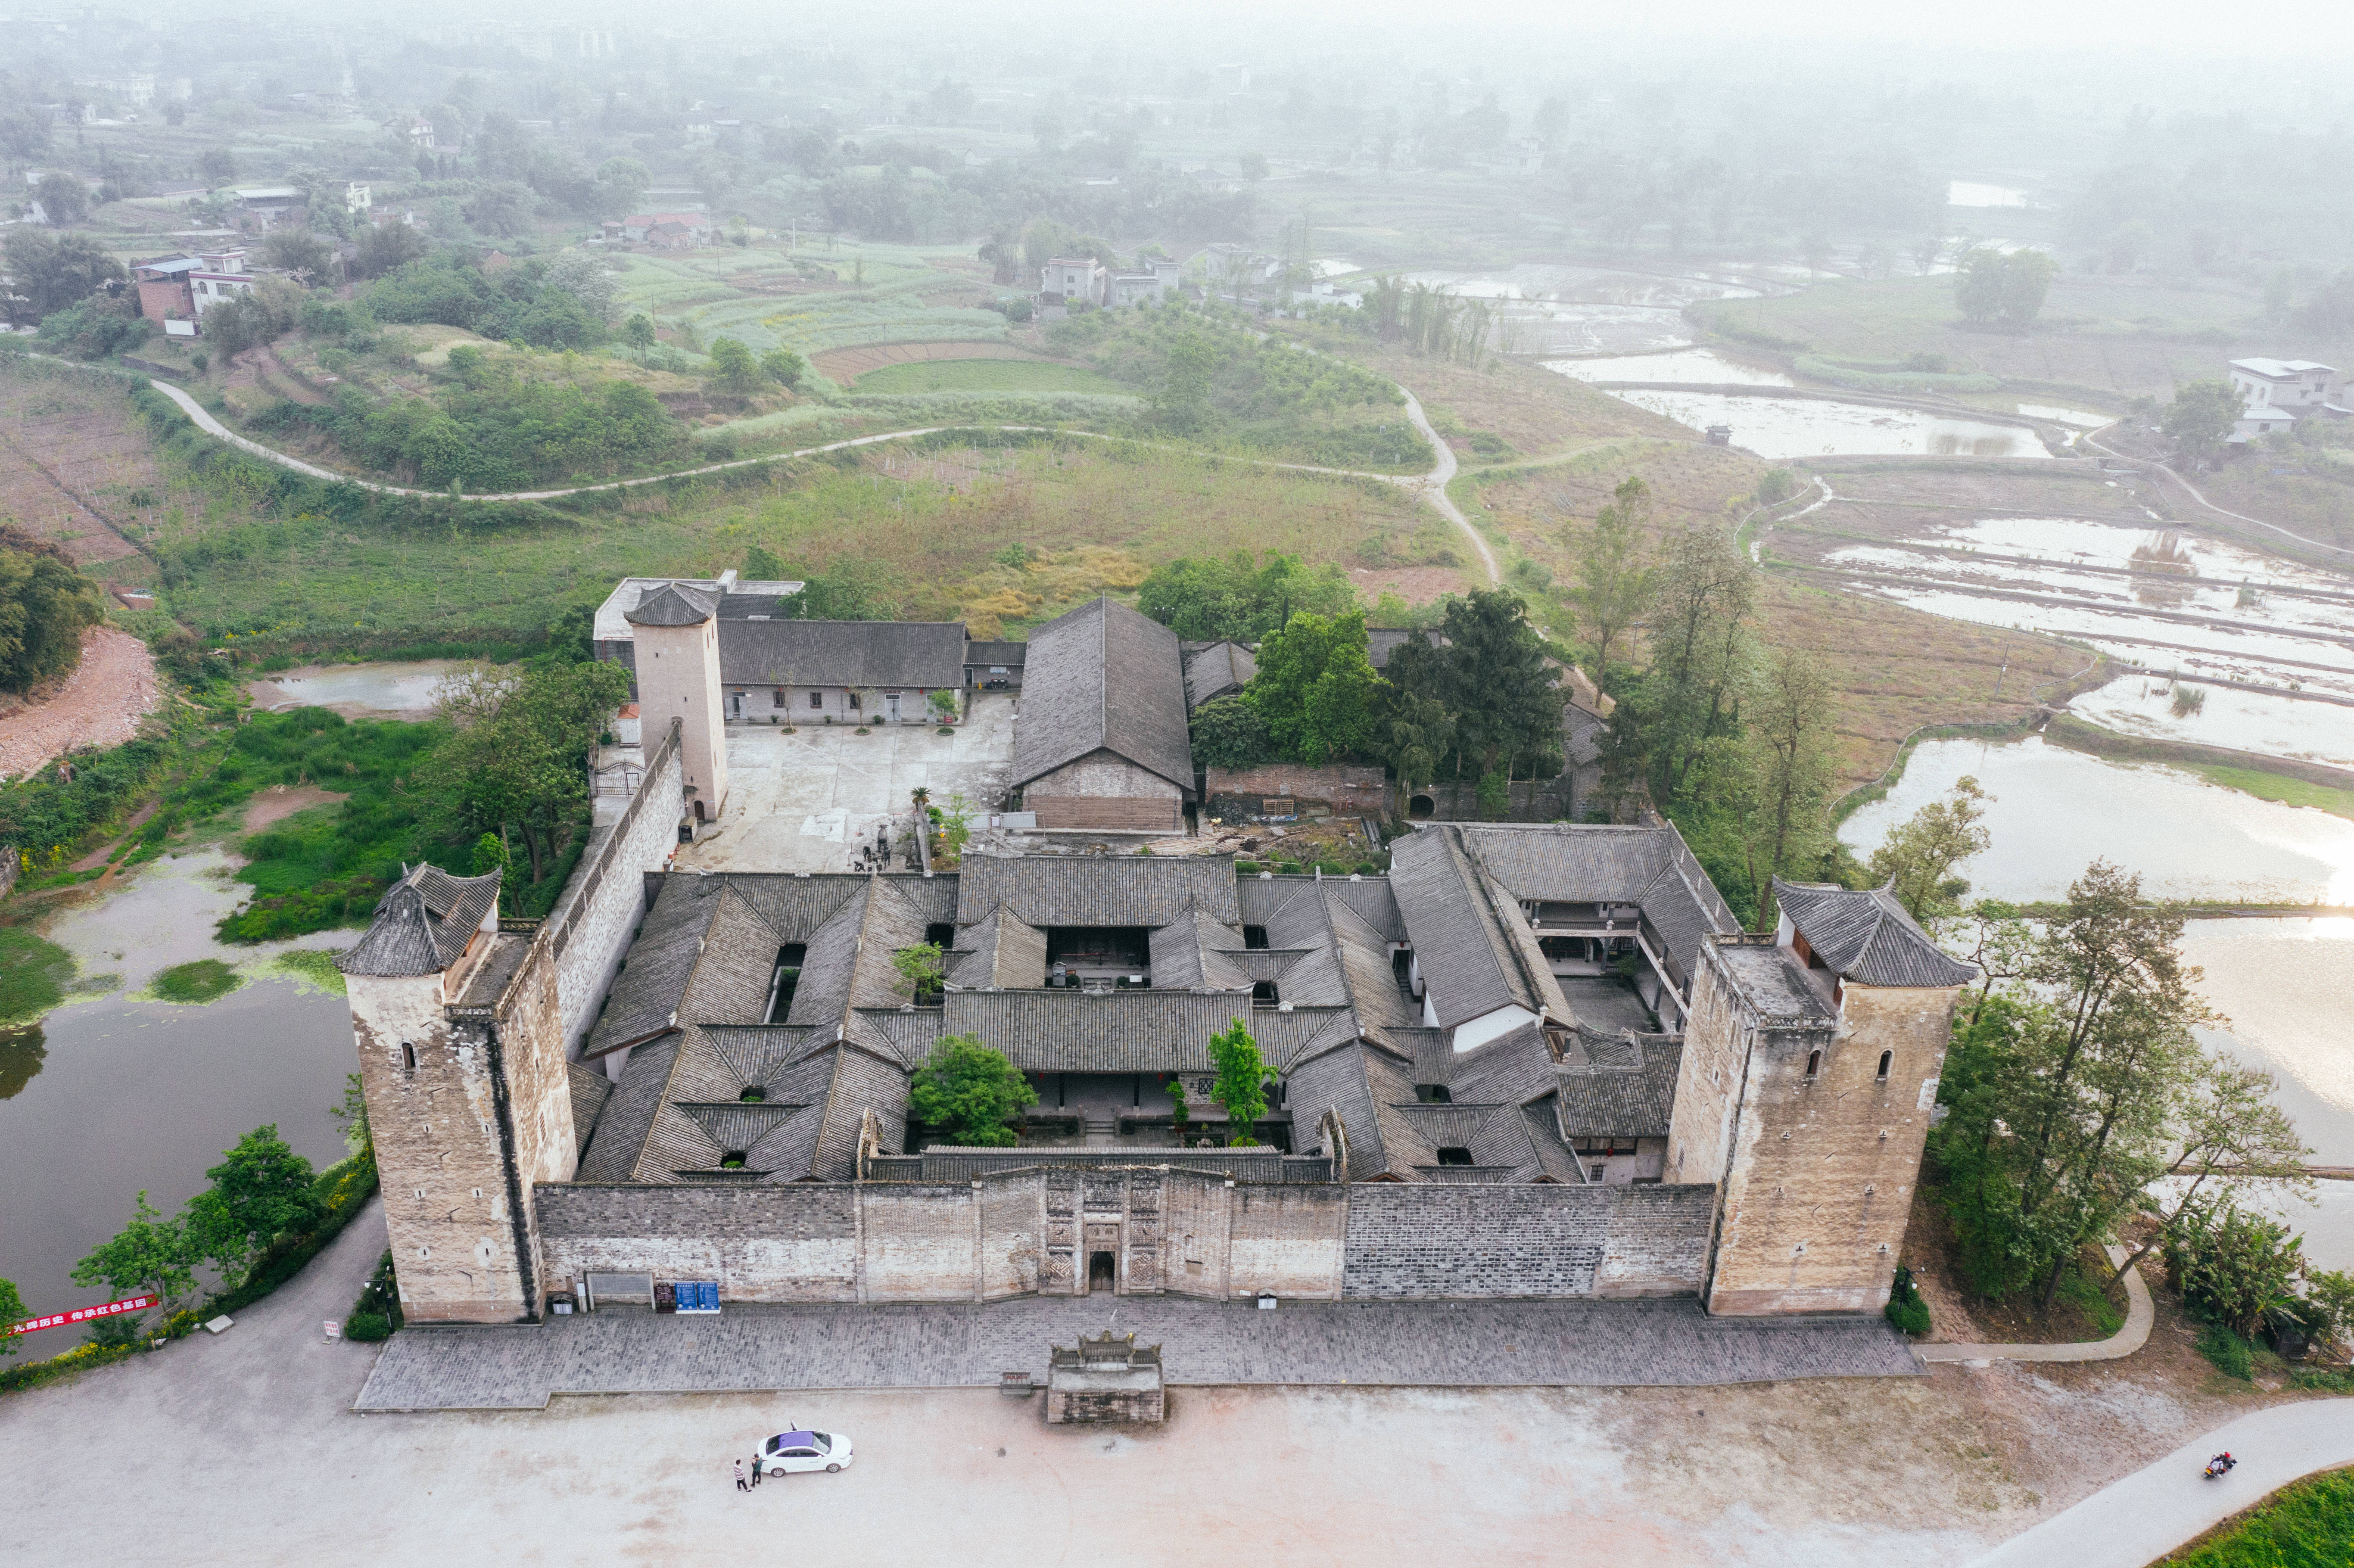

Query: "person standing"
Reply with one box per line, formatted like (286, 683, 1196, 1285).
(750, 1454, 764, 1487)
(735, 1458, 748, 1492)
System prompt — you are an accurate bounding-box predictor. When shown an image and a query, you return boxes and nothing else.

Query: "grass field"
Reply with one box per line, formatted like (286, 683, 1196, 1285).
(150, 958, 242, 1004)
(2194, 765, 2354, 821)
(1703, 272, 2351, 401)
(1312, 332, 1690, 460)
(2155, 1465, 2354, 1566)
(852, 359, 1132, 396)
(0, 926, 74, 1025)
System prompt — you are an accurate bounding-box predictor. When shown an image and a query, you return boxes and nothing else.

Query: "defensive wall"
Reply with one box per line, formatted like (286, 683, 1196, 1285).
(534, 1165, 1717, 1306)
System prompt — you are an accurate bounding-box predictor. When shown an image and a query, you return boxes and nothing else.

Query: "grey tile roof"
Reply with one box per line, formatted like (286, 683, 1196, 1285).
(576, 1034, 682, 1180)
(1445, 822, 1740, 986)
(935, 990, 1353, 1074)
(1010, 597, 1195, 794)
(699, 1024, 823, 1086)
(954, 856, 1241, 928)
(1237, 875, 1308, 927)
(856, 1006, 946, 1068)
(949, 905, 1048, 990)
(1180, 640, 1256, 709)
(622, 582, 716, 626)
(1555, 1029, 1683, 1140)
(1364, 628, 1430, 670)
(1388, 828, 1568, 1029)
(583, 875, 731, 1057)
(1328, 877, 1406, 942)
(679, 1101, 803, 1154)
(1146, 908, 1253, 993)
(963, 640, 1029, 667)
(341, 864, 502, 977)
(567, 1062, 612, 1161)
(1711, 938, 1840, 1025)
(1773, 880, 1978, 988)
(725, 874, 872, 941)
(716, 620, 967, 690)
(455, 930, 532, 1009)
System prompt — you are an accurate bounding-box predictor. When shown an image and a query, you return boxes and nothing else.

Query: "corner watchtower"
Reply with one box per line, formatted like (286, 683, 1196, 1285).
(624, 581, 729, 832)
(1666, 880, 1972, 1315)
(340, 864, 562, 1322)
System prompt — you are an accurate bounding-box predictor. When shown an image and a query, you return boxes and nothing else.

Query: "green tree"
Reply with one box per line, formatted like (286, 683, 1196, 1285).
(1189, 695, 1272, 770)
(37, 170, 89, 225)
(198, 146, 237, 186)
(1998, 250, 2057, 327)
(2166, 1201, 2304, 1340)
(419, 660, 633, 887)
(1867, 776, 1993, 923)
(595, 156, 650, 219)
(1370, 687, 1455, 819)
(1386, 589, 1563, 785)
(1150, 330, 1217, 433)
(261, 227, 336, 286)
(0, 545, 105, 692)
(2163, 380, 2245, 468)
(908, 1035, 1037, 1147)
(0, 1276, 25, 1352)
(892, 942, 946, 1002)
(1207, 1017, 1273, 1143)
(743, 543, 786, 580)
(3, 228, 126, 316)
(623, 312, 657, 362)
(1600, 524, 1755, 811)
(2110, 1056, 2308, 1290)
(352, 221, 427, 280)
(760, 346, 806, 389)
(1136, 551, 1354, 642)
(1566, 475, 1656, 690)
(330, 1070, 374, 1164)
(1246, 606, 1383, 765)
(1238, 152, 1270, 182)
(706, 336, 760, 396)
(185, 1125, 324, 1281)
(72, 1191, 198, 1324)
(1740, 647, 1839, 928)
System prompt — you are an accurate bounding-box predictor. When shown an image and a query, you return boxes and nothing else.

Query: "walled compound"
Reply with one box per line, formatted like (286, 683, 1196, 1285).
(340, 583, 1972, 1336)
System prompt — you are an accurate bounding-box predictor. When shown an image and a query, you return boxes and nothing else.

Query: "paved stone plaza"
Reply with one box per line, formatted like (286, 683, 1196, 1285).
(355, 1294, 1923, 1411)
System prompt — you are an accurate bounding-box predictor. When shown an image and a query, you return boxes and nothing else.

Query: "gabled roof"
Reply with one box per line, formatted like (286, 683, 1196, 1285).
(716, 620, 967, 689)
(1554, 1029, 1682, 1140)
(623, 582, 717, 627)
(339, 864, 501, 977)
(1180, 640, 1256, 710)
(1011, 597, 1194, 794)
(1773, 880, 1977, 988)
(1387, 828, 1569, 1029)
(954, 855, 1241, 928)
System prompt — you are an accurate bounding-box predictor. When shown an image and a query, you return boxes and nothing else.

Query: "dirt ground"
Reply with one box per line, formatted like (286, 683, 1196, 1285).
(0, 361, 156, 568)
(0, 627, 160, 781)
(241, 783, 350, 831)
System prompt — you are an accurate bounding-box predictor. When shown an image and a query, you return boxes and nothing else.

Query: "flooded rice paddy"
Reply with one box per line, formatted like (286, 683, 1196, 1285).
(1608, 390, 2050, 459)
(1843, 735, 2354, 1263)
(1545, 349, 1794, 387)
(248, 659, 459, 720)
(1400, 263, 1775, 356)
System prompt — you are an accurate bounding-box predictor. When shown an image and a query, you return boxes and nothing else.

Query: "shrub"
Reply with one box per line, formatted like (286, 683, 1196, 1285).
(2196, 1321, 2254, 1381)
(2167, 1201, 2304, 1339)
(342, 1312, 390, 1342)
(152, 958, 242, 1004)
(1885, 1266, 1931, 1336)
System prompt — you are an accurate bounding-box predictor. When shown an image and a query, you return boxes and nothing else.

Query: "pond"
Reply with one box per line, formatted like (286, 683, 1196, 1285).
(1842, 735, 2354, 1264)
(1607, 389, 2049, 460)
(1545, 349, 1793, 387)
(0, 848, 358, 1323)
(248, 659, 459, 721)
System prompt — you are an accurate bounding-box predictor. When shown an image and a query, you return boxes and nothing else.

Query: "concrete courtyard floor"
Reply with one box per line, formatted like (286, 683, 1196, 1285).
(674, 693, 1016, 874)
(2, 1196, 2321, 1568)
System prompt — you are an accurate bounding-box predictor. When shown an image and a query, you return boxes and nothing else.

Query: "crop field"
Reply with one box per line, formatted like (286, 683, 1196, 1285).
(0, 358, 159, 569)
(851, 359, 1132, 396)
(1467, 445, 2095, 787)
(606, 241, 1012, 380)
(1703, 273, 2342, 401)
(1317, 335, 1690, 460)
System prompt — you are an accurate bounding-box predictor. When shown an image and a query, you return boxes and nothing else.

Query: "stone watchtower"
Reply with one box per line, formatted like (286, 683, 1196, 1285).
(340, 864, 568, 1323)
(1664, 880, 1973, 1316)
(623, 582, 729, 831)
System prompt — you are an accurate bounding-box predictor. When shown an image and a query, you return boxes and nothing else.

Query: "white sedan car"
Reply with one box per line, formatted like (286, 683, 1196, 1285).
(760, 1429, 854, 1476)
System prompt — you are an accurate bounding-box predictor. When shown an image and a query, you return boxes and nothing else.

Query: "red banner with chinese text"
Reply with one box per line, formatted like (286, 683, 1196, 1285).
(5, 1294, 158, 1337)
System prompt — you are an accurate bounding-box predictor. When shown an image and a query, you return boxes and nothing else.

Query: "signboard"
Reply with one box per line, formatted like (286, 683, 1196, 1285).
(4, 1294, 158, 1338)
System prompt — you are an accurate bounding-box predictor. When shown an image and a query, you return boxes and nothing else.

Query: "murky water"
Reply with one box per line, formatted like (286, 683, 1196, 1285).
(248, 660, 458, 720)
(2015, 403, 2114, 428)
(1842, 736, 2354, 1263)
(2069, 681, 2354, 769)
(1545, 350, 1793, 387)
(0, 849, 358, 1322)
(1611, 390, 2049, 459)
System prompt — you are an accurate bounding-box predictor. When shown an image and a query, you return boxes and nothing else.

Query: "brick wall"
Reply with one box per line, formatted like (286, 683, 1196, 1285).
(1339, 1182, 1712, 1300)
(537, 1183, 859, 1302)
(859, 1184, 982, 1301)
(1026, 752, 1183, 831)
(1229, 1184, 1346, 1299)
(547, 722, 685, 1057)
(1204, 762, 1389, 820)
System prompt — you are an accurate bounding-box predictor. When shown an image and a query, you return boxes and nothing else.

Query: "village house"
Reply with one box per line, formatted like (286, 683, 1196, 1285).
(131, 247, 252, 336)
(1107, 260, 1183, 307)
(229, 185, 306, 233)
(1040, 255, 1105, 306)
(342, 582, 1970, 1327)
(386, 114, 436, 152)
(604, 212, 714, 249)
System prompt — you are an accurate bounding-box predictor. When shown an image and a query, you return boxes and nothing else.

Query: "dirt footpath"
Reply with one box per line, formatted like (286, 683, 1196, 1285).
(0, 627, 159, 780)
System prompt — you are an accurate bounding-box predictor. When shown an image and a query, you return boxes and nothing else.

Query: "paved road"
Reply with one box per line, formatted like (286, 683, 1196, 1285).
(1968, 1397, 2354, 1568)
(355, 1294, 1921, 1411)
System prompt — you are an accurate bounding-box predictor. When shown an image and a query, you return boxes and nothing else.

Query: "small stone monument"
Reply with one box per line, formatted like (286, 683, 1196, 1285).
(1043, 1331, 1165, 1424)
